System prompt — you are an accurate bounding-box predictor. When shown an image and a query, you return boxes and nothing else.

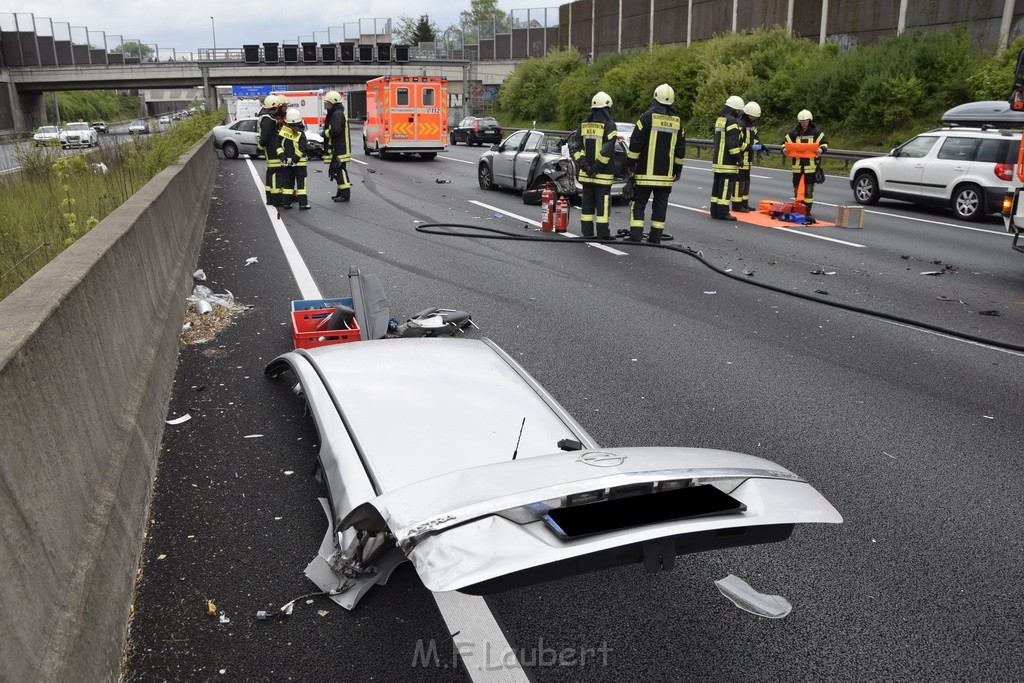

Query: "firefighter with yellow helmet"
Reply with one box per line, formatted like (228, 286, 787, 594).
(625, 83, 686, 243)
(257, 94, 286, 206)
(732, 101, 764, 213)
(323, 90, 352, 202)
(568, 91, 618, 239)
(276, 108, 310, 210)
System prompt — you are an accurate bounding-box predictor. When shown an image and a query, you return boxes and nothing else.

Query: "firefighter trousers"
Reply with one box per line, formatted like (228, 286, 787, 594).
(630, 185, 670, 236)
(792, 172, 816, 211)
(332, 160, 351, 200)
(278, 166, 308, 208)
(732, 170, 751, 206)
(711, 171, 736, 217)
(579, 182, 611, 238)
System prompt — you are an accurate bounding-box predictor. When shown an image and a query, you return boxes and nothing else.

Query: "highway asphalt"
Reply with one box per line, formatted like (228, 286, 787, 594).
(124, 135, 1024, 681)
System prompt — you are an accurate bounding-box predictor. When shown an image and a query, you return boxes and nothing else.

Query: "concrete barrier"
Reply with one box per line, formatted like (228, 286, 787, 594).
(0, 134, 216, 680)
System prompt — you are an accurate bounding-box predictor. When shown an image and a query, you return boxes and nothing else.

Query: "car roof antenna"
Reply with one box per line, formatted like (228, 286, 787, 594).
(511, 417, 526, 461)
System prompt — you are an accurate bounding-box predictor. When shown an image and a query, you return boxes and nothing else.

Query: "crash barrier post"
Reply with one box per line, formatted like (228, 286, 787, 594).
(0, 134, 217, 681)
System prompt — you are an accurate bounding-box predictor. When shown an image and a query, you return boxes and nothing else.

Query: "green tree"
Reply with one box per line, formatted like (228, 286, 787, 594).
(395, 15, 439, 45)
(459, 0, 511, 41)
(116, 41, 154, 61)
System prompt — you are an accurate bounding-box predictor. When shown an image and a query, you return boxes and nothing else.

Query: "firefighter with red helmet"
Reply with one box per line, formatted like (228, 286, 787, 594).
(568, 91, 618, 239)
(710, 95, 746, 221)
(783, 109, 829, 217)
(625, 83, 686, 244)
(276, 108, 310, 210)
(323, 90, 352, 202)
(257, 94, 285, 206)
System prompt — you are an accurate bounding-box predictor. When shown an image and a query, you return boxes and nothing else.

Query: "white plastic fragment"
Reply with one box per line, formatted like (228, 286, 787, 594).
(194, 300, 213, 315)
(193, 269, 207, 281)
(714, 574, 792, 619)
(245, 257, 259, 266)
(243, 434, 264, 439)
(166, 414, 192, 425)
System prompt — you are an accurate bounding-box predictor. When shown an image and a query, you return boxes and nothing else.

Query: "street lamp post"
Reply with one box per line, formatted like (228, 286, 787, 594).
(210, 17, 216, 56)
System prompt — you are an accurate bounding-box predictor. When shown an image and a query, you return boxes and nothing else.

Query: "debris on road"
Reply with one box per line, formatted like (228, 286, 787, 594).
(166, 414, 191, 425)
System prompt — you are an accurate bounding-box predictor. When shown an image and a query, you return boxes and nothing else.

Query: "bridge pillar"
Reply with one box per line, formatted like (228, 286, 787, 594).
(0, 69, 45, 134)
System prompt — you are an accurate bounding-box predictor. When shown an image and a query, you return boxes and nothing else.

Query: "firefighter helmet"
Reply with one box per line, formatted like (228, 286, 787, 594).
(325, 90, 343, 105)
(591, 91, 612, 109)
(654, 84, 675, 105)
(275, 95, 289, 107)
(798, 109, 813, 121)
(743, 101, 762, 118)
(263, 94, 278, 108)
(725, 95, 744, 110)
(285, 108, 303, 124)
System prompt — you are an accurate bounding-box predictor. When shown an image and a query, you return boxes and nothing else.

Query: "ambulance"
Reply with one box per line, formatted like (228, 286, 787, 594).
(362, 76, 448, 160)
(271, 90, 328, 129)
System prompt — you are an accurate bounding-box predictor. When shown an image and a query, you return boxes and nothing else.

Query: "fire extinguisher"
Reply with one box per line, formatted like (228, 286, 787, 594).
(554, 196, 569, 233)
(540, 185, 555, 231)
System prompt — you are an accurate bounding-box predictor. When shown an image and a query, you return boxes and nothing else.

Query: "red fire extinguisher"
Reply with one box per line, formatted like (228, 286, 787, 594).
(554, 196, 569, 233)
(540, 185, 555, 231)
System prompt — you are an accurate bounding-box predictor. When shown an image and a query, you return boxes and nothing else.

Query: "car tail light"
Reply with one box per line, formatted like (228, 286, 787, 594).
(995, 163, 1014, 181)
(1002, 192, 1014, 215)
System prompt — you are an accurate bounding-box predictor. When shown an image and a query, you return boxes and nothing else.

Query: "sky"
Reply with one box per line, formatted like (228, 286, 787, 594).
(7, 1, 539, 55)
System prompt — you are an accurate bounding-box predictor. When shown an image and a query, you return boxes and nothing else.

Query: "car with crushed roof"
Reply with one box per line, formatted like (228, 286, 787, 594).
(265, 297, 842, 611)
(477, 128, 635, 205)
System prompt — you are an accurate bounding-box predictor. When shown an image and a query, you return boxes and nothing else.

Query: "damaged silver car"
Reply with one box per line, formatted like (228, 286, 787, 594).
(265, 335, 842, 610)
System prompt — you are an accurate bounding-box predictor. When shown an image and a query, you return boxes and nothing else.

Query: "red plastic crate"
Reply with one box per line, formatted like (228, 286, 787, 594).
(291, 298, 361, 349)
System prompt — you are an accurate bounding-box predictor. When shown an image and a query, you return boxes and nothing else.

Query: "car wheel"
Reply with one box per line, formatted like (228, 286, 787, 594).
(478, 163, 496, 190)
(853, 171, 879, 205)
(378, 145, 389, 160)
(363, 137, 370, 155)
(420, 152, 437, 160)
(450, 133, 457, 145)
(952, 183, 984, 221)
(222, 141, 239, 159)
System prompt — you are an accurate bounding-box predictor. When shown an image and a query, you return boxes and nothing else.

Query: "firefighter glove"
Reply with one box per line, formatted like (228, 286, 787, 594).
(577, 160, 593, 176)
(672, 169, 681, 182)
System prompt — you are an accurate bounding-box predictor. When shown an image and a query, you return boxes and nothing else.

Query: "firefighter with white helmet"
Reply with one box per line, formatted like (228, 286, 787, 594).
(624, 83, 686, 243)
(322, 90, 352, 202)
(732, 101, 765, 213)
(567, 91, 618, 239)
(710, 95, 747, 220)
(783, 108, 829, 217)
(275, 108, 310, 210)
(256, 94, 285, 205)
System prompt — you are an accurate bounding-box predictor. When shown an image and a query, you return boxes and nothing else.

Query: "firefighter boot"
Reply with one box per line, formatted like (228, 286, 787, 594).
(647, 228, 663, 244)
(627, 227, 644, 242)
(580, 221, 595, 238)
(732, 201, 750, 213)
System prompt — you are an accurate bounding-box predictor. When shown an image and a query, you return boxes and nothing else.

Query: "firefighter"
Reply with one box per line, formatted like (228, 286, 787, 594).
(276, 108, 310, 210)
(323, 90, 352, 202)
(732, 101, 763, 213)
(625, 83, 686, 244)
(257, 94, 285, 206)
(783, 109, 829, 217)
(568, 91, 618, 239)
(710, 95, 746, 221)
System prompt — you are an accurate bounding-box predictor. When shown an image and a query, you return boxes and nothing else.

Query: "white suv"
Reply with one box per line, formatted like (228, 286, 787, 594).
(849, 127, 1019, 221)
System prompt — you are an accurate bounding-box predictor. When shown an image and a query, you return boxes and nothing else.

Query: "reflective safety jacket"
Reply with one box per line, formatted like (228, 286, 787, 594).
(568, 108, 617, 186)
(257, 108, 282, 167)
(627, 101, 685, 187)
(784, 123, 828, 173)
(324, 103, 351, 163)
(276, 125, 308, 167)
(711, 105, 745, 173)
(738, 116, 761, 171)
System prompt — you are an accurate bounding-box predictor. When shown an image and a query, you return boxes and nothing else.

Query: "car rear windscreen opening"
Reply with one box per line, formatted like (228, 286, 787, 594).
(544, 484, 746, 538)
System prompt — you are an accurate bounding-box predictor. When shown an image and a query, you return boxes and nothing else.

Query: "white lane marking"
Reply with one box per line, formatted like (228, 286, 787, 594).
(441, 155, 476, 165)
(246, 159, 321, 300)
(433, 592, 530, 682)
(245, 158, 526, 682)
(883, 320, 1024, 358)
(351, 158, 369, 165)
(668, 203, 866, 247)
(845, 206, 1006, 236)
(469, 200, 629, 255)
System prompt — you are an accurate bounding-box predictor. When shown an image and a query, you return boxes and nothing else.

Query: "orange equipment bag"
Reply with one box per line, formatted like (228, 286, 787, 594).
(784, 142, 820, 159)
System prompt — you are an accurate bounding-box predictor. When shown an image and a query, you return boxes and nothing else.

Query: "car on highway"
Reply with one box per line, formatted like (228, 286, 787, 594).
(265, 335, 841, 610)
(450, 116, 503, 146)
(477, 128, 634, 205)
(158, 116, 171, 125)
(128, 119, 150, 134)
(32, 125, 62, 146)
(212, 117, 324, 160)
(850, 126, 1019, 221)
(616, 121, 636, 144)
(91, 121, 109, 134)
(60, 121, 99, 149)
